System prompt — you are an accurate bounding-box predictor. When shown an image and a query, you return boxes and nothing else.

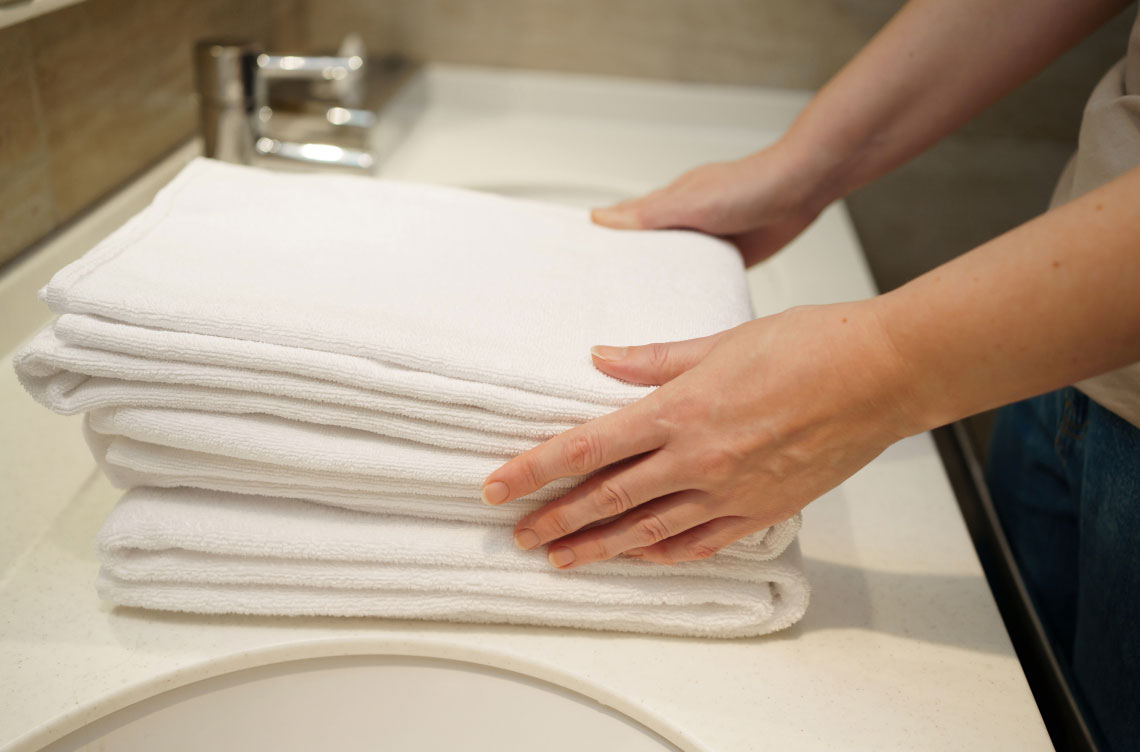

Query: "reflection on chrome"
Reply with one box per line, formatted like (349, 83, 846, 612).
(298, 143, 345, 162)
(195, 35, 384, 173)
(325, 107, 376, 128)
(255, 138, 374, 170)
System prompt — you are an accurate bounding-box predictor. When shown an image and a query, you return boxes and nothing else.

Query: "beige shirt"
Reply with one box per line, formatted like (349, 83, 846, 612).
(1050, 6, 1140, 428)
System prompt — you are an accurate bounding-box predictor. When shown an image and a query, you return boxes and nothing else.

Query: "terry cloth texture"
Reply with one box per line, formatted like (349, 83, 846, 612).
(97, 488, 810, 638)
(15, 158, 809, 637)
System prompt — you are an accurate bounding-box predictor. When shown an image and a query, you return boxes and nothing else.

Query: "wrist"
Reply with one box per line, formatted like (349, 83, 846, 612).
(769, 127, 862, 210)
(865, 290, 960, 436)
(777, 300, 935, 443)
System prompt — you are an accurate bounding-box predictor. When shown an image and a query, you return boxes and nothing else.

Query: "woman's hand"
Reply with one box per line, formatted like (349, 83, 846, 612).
(481, 300, 922, 567)
(590, 143, 835, 267)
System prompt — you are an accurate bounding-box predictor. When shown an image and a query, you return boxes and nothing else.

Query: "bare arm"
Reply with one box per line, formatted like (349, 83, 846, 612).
(786, 0, 1132, 200)
(878, 164, 1140, 431)
(592, 0, 1132, 262)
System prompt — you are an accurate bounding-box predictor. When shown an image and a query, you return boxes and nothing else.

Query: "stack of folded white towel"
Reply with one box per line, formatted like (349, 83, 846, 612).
(14, 158, 809, 638)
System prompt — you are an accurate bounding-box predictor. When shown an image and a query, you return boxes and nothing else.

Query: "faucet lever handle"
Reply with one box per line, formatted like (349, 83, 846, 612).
(254, 54, 365, 81)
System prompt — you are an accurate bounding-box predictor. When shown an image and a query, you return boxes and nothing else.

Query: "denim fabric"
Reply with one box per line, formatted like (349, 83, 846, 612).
(988, 388, 1140, 752)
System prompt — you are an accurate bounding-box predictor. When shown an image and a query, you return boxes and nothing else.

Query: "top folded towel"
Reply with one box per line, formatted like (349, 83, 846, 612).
(39, 158, 753, 413)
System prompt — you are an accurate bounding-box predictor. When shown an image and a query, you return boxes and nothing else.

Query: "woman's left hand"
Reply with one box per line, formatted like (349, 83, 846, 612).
(480, 300, 924, 568)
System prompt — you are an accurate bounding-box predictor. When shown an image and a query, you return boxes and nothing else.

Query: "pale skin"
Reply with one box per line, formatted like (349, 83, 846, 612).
(482, 0, 1140, 568)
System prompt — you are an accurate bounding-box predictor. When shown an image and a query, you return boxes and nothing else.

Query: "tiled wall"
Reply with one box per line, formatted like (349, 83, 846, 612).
(0, 0, 303, 266)
(303, 0, 895, 91)
(1, 0, 1135, 294)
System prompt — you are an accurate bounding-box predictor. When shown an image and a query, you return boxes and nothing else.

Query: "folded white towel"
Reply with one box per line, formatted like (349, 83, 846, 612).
(12, 323, 556, 453)
(96, 488, 810, 638)
(84, 420, 803, 561)
(27, 313, 604, 426)
(15, 322, 571, 454)
(38, 158, 752, 409)
(86, 406, 581, 498)
(16, 158, 752, 455)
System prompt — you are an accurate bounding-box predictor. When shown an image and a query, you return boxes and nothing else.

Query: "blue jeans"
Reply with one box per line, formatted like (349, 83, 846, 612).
(987, 388, 1140, 752)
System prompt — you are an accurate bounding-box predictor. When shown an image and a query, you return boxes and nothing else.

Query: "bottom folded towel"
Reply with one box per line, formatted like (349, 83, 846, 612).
(97, 488, 811, 638)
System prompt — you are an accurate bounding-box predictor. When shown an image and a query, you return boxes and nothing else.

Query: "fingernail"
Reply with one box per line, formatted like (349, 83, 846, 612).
(481, 481, 509, 505)
(590, 345, 628, 361)
(514, 528, 540, 550)
(591, 207, 640, 230)
(623, 549, 645, 558)
(548, 546, 576, 568)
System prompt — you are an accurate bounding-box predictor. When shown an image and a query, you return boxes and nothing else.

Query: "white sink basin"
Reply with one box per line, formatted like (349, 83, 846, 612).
(42, 655, 676, 751)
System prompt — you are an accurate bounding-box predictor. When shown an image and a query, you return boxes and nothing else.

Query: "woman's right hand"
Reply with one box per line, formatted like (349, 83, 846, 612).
(590, 142, 835, 266)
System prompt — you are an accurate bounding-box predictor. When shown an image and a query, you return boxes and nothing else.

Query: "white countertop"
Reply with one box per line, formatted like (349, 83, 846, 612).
(0, 65, 1051, 751)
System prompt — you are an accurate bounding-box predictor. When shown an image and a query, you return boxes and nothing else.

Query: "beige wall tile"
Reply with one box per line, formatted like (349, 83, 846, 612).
(28, 0, 290, 222)
(268, 0, 310, 51)
(30, 0, 197, 220)
(303, 0, 399, 53)
(0, 0, 305, 267)
(0, 165, 55, 266)
(304, 0, 1133, 142)
(0, 23, 54, 266)
(0, 24, 49, 179)
(845, 136, 1074, 292)
(306, 0, 900, 87)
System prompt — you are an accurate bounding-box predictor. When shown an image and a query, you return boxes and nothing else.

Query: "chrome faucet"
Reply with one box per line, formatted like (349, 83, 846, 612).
(193, 37, 377, 171)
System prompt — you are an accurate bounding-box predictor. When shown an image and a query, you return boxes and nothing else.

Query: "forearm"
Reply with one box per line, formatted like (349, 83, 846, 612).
(779, 0, 1129, 202)
(874, 164, 1140, 433)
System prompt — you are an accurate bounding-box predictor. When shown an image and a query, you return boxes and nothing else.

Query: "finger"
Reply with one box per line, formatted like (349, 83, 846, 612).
(591, 202, 645, 230)
(482, 399, 669, 505)
(544, 491, 716, 569)
(591, 186, 688, 230)
(623, 515, 763, 565)
(590, 332, 725, 386)
(590, 192, 661, 230)
(512, 455, 684, 550)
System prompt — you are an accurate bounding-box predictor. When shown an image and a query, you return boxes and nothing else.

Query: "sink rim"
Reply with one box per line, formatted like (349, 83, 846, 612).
(18, 634, 702, 752)
(41, 650, 683, 752)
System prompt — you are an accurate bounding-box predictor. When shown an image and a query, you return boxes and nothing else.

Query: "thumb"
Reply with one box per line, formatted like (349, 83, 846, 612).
(590, 191, 674, 231)
(590, 332, 724, 386)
